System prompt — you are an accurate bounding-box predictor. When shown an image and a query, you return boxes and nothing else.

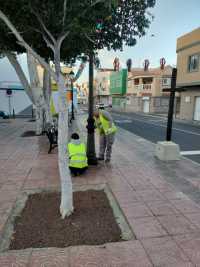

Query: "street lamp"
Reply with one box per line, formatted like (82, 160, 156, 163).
(86, 52, 98, 165)
(69, 70, 75, 120)
(166, 68, 177, 141)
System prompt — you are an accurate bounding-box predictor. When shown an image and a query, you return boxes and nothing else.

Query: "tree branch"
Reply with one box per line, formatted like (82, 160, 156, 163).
(42, 34, 55, 51)
(90, 0, 106, 7)
(62, 0, 68, 28)
(84, 33, 95, 44)
(57, 31, 70, 50)
(73, 60, 87, 82)
(30, 7, 56, 46)
(6, 51, 35, 104)
(0, 9, 57, 81)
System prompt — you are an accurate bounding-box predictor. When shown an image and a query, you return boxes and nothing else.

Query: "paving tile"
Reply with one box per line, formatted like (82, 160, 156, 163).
(0, 190, 18, 202)
(121, 202, 153, 219)
(141, 236, 194, 267)
(0, 250, 31, 267)
(169, 199, 200, 214)
(184, 213, 200, 228)
(174, 233, 200, 266)
(69, 245, 108, 267)
(146, 200, 180, 216)
(158, 214, 199, 235)
(0, 199, 14, 214)
(70, 241, 153, 267)
(23, 178, 46, 189)
(128, 217, 168, 239)
(0, 213, 9, 232)
(114, 190, 139, 205)
(105, 241, 153, 267)
(135, 189, 166, 202)
(158, 188, 190, 200)
(29, 248, 69, 267)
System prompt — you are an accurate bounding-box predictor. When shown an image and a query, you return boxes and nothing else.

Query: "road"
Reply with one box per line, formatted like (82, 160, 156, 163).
(111, 111, 200, 164)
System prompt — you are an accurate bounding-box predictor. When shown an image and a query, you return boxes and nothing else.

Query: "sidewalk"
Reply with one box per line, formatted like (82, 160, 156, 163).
(1, 117, 200, 266)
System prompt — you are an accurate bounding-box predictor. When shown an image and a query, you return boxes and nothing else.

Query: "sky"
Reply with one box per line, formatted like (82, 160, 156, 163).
(0, 0, 199, 84)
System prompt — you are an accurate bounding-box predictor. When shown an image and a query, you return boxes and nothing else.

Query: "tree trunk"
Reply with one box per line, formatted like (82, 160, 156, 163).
(43, 68, 53, 125)
(0, 10, 72, 218)
(54, 48, 73, 218)
(27, 52, 48, 134)
(6, 52, 35, 104)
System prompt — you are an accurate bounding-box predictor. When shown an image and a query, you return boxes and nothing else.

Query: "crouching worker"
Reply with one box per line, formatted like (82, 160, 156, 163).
(68, 133, 88, 176)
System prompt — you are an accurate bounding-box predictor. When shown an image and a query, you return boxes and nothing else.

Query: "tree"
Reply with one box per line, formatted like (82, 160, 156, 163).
(0, 0, 155, 218)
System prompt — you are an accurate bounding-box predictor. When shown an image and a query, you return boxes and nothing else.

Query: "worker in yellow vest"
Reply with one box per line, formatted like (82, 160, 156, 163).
(94, 109, 117, 163)
(68, 133, 88, 176)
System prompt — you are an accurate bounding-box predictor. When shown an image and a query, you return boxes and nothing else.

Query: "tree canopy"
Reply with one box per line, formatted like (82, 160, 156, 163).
(0, 0, 156, 61)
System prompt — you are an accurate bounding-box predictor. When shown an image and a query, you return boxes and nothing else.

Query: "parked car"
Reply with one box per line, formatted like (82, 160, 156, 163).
(96, 103, 112, 109)
(0, 111, 9, 119)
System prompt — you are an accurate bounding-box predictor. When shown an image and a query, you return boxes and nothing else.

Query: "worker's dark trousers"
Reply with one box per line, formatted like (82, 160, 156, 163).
(99, 133, 115, 160)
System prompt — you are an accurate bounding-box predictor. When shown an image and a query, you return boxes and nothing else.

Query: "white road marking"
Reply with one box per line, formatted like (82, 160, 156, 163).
(115, 119, 132, 123)
(181, 151, 200, 156)
(113, 114, 200, 136)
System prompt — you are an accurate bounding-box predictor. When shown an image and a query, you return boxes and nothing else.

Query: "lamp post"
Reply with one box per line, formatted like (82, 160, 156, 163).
(69, 71, 75, 121)
(86, 52, 98, 165)
(166, 68, 177, 141)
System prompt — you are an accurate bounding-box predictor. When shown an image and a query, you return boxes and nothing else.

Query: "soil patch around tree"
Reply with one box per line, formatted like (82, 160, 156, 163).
(21, 130, 36, 137)
(9, 190, 122, 250)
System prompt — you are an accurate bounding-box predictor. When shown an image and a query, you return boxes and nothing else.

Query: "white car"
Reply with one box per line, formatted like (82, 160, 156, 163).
(96, 103, 112, 109)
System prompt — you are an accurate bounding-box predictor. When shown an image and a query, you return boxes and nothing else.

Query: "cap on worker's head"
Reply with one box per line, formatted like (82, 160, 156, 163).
(94, 109, 100, 117)
(71, 133, 79, 140)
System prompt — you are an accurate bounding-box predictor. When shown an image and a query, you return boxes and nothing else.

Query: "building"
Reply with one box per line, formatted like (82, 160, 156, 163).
(95, 69, 113, 106)
(77, 82, 88, 105)
(0, 81, 32, 116)
(110, 69, 127, 110)
(126, 66, 174, 113)
(176, 27, 200, 121)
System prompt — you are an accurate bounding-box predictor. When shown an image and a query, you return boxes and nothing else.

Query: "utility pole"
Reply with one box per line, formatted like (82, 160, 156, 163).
(69, 71, 75, 121)
(166, 68, 177, 141)
(86, 52, 97, 165)
(71, 79, 75, 120)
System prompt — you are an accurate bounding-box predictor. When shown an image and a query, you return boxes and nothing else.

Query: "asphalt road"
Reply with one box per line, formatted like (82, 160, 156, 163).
(111, 111, 200, 164)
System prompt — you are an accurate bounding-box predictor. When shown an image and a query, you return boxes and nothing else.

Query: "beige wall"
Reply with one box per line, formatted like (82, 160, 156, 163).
(180, 91, 200, 120)
(152, 78, 162, 97)
(177, 27, 200, 86)
(177, 28, 200, 51)
(177, 44, 200, 86)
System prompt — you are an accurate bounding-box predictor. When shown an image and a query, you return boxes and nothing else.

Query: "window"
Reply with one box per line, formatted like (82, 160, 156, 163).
(162, 78, 171, 86)
(185, 96, 191, 103)
(134, 78, 139, 85)
(188, 54, 199, 72)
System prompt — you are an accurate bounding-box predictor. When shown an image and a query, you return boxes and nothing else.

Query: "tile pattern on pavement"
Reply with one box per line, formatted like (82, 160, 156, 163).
(0, 117, 200, 266)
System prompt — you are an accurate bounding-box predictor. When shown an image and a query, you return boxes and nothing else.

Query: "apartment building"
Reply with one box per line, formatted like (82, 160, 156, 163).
(176, 27, 200, 121)
(95, 69, 114, 106)
(127, 66, 174, 113)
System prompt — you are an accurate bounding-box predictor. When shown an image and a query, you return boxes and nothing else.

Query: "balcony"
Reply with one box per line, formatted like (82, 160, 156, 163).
(134, 84, 152, 91)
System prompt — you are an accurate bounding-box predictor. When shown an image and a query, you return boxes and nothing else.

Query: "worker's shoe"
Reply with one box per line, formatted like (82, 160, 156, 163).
(97, 157, 104, 161)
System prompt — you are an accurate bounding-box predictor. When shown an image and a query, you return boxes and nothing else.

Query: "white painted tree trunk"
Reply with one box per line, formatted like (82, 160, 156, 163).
(0, 10, 73, 218)
(27, 52, 48, 134)
(57, 75, 73, 218)
(43, 68, 53, 125)
(54, 49, 73, 218)
(6, 52, 35, 104)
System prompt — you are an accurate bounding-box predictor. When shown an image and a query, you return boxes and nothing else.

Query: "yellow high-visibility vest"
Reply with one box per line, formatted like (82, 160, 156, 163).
(95, 112, 117, 135)
(68, 142, 88, 169)
(50, 97, 57, 115)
